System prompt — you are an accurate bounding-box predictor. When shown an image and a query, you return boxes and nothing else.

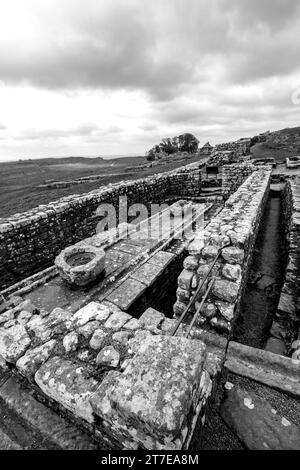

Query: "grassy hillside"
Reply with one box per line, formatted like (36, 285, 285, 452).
(251, 126, 300, 162)
(0, 153, 204, 218)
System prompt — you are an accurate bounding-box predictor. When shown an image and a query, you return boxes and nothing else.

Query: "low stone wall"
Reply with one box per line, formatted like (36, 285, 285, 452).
(0, 165, 201, 289)
(222, 163, 256, 199)
(174, 168, 272, 336)
(0, 295, 220, 449)
(275, 178, 300, 358)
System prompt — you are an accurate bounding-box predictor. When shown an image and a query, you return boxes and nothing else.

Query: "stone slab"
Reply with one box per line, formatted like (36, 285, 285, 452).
(225, 342, 300, 397)
(147, 251, 175, 268)
(221, 386, 300, 450)
(104, 249, 134, 274)
(129, 262, 165, 287)
(112, 240, 145, 256)
(105, 278, 147, 311)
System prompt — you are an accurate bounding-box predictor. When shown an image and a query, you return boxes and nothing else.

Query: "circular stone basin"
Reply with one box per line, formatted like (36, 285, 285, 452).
(55, 245, 106, 287)
(66, 251, 95, 267)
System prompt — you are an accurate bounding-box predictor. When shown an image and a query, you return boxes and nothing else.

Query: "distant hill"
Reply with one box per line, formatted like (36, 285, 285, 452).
(251, 126, 300, 162)
(16, 156, 104, 165)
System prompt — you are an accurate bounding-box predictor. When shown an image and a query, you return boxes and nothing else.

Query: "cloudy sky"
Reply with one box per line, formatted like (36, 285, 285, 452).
(0, 0, 300, 161)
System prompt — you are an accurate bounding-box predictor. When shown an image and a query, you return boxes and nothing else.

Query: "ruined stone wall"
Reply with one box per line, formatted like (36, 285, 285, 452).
(0, 293, 219, 449)
(174, 168, 272, 336)
(0, 166, 201, 289)
(222, 163, 256, 199)
(278, 178, 300, 356)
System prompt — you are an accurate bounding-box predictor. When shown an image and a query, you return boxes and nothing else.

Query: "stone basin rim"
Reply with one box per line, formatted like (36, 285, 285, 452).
(55, 245, 105, 274)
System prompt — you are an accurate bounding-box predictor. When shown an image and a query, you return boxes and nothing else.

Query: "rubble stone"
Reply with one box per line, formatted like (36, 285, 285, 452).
(0, 325, 31, 363)
(35, 357, 99, 423)
(63, 332, 79, 353)
(89, 329, 107, 351)
(96, 346, 120, 368)
(16, 340, 57, 378)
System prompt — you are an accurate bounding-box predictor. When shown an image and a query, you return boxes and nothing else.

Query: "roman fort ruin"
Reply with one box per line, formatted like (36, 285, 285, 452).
(0, 151, 299, 450)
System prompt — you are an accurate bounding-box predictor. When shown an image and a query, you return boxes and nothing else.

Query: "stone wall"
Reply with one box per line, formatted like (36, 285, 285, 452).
(174, 168, 272, 336)
(276, 178, 300, 358)
(222, 163, 256, 199)
(0, 294, 220, 449)
(0, 165, 202, 289)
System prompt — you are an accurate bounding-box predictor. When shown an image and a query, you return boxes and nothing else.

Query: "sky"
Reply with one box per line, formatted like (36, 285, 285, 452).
(0, 0, 300, 161)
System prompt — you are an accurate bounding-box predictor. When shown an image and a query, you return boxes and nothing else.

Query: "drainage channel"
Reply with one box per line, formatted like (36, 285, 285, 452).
(233, 188, 288, 349)
(126, 203, 223, 319)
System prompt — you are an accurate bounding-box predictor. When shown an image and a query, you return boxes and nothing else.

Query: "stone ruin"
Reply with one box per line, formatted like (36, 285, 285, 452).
(0, 160, 299, 450)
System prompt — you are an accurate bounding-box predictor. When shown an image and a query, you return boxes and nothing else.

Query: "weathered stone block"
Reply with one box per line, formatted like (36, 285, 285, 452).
(78, 321, 101, 340)
(278, 293, 296, 315)
(35, 357, 99, 423)
(265, 338, 286, 356)
(183, 256, 199, 271)
(89, 329, 107, 350)
(173, 300, 187, 317)
(222, 263, 241, 281)
(212, 279, 240, 303)
(178, 269, 194, 291)
(106, 278, 147, 311)
(112, 331, 130, 346)
(16, 339, 57, 378)
(90, 335, 208, 449)
(0, 325, 31, 363)
(26, 308, 71, 343)
(123, 318, 141, 331)
(188, 239, 204, 256)
(221, 246, 244, 264)
(130, 262, 164, 286)
(96, 346, 120, 368)
(104, 311, 132, 331)
(221, 386, 300, 450)
(139, 308, 165, 330)
(63, 332, 79, 353)
(202, 245, 219, 260)
(71, 302, 111, 328)
(215, 301, 235, 322)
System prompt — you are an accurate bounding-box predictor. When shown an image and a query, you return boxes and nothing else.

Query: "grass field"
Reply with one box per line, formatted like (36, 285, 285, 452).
(0, 154, 203, 218)
(250, 126, 300, 162)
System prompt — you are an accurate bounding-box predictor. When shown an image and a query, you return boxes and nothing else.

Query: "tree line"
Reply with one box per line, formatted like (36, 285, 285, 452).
(146, 133, 199, 160)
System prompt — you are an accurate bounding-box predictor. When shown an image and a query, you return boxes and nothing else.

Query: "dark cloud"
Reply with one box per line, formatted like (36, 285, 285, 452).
(0, 1, 196, 100)
(225, 0, 300, 31)
(0, 0, 300, 160)
(1, 0, 299, 98)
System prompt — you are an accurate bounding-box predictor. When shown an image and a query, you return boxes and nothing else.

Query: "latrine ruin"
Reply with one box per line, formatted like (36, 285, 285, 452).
(0, 161, 299, 450)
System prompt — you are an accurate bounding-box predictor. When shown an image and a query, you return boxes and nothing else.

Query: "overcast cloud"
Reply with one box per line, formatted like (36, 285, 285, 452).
(0, 0, 300, 160)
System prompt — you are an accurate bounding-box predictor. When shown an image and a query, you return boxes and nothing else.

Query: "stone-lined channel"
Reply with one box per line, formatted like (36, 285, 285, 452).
(233, 187, 287, 348)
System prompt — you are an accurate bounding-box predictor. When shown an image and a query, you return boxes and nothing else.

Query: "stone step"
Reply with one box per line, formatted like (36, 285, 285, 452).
(0, 377, 100, 450)
(201, 187, 222, 193)
(225, 342, 300, 397)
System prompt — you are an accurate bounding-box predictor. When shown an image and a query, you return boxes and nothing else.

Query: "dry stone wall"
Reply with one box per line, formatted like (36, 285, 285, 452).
(0, 293, 220, 449)
(276, 178, 300, 358)
(0, 165, 201, 289)
(174, 168, 272, 336)
(222, 163, 256, 199)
